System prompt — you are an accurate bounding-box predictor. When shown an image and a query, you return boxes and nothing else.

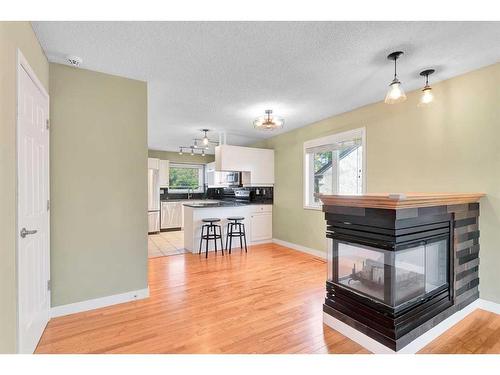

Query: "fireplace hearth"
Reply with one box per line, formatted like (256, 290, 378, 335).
(320, 193, 484, 351)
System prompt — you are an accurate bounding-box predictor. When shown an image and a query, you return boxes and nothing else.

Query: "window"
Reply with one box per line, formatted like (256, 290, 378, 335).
(304, 128, 365, 209)
(168, 163, 204, 193)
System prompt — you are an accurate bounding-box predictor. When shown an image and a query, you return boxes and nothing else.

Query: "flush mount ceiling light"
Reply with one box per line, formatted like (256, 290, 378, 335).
(253, 110, 284, 130)
(418, 69, 436, 106)
(384, 51, 407, 104)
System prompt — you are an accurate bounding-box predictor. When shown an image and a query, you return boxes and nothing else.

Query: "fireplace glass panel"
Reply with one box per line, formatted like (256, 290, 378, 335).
(333, 238, 448, 308)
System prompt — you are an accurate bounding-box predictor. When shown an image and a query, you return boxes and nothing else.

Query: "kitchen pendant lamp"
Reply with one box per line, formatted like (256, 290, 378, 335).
(202, 129, 210, 145)
(418, 69, 435, 106)
(384, 51, 407, 104)
(253, 110, 284, 130)
(178, 147, 183, 155)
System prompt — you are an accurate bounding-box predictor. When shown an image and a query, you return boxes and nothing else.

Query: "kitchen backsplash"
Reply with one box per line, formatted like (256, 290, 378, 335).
(207, 186, 273, 203)
(160, 188, 205, 201)
(160, 186, 273, 203)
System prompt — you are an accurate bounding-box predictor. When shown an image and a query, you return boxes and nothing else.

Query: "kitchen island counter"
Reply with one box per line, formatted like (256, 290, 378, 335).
(183, 203, 272, 253)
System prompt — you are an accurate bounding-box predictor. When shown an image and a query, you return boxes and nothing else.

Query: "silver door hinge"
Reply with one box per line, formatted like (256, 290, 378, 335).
(47, 280, 51, 291)
(46, 119, 49, 130)
(47, 199, 50, 211)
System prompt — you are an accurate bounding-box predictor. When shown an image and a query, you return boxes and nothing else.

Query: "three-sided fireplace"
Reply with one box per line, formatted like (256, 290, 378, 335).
(321, 193, 483, 352)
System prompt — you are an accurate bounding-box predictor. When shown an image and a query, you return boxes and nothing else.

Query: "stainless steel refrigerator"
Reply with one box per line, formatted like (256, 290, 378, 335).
(148, 168, 160, 233)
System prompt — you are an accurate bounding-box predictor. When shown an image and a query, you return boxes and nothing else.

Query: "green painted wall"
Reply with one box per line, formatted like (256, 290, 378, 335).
(148, 149, 214, 164)
(50, 63, 148, 306)
(254, 63, 500, 303)
(0, 22, 49, 353)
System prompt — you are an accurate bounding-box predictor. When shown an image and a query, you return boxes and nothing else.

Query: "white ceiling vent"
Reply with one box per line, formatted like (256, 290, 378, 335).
(66, 55, 82, 67)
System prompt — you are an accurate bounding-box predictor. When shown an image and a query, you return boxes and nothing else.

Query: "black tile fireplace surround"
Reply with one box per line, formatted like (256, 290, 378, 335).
(322, 202, 481, 351)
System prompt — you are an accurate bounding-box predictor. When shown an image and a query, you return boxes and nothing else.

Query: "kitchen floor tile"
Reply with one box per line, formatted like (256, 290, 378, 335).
(148, 230, 185, 258)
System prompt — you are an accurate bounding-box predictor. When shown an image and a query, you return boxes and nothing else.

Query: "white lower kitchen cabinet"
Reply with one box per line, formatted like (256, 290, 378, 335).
(161, 201, 182, 229)
(250, 212, 272, 242)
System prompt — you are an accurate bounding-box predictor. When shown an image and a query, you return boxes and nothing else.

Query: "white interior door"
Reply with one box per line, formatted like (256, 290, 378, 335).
(17, 51, 50, 354)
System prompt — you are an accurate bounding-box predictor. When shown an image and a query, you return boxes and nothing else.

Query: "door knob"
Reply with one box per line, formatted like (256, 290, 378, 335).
(20, 228, 38, 238)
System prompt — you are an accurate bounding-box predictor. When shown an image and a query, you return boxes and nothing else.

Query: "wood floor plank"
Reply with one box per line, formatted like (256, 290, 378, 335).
(35, 243, 500, 354)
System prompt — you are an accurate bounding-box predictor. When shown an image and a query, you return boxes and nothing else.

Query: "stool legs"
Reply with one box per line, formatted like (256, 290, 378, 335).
(199, 225, 205, 254)
(242, 223, 248, 252)
(238, 223, 243, 249)
(205, 225, 209, 258)
(225, 223, 230, 251)
(226, 221, 248, 254)
(200, 223, 224, 258)
(219, 225, 224, 254)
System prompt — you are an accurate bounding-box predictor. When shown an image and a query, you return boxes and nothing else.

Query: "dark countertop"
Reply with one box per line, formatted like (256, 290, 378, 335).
(183, 201, 273, 208)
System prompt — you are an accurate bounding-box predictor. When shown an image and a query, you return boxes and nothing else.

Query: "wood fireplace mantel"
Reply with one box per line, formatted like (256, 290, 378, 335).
(319, 192, 485, 210)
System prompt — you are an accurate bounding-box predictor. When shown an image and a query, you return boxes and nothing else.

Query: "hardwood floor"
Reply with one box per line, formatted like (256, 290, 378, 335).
(35, 243, 499, 354)
(418, 309, 500, 354)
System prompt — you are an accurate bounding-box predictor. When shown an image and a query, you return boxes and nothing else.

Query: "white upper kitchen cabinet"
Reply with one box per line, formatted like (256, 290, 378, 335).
(215, 145, 274, 186)
(206, 161, 228, 187)
(159, 159, 169, 187)
(148, 157, 160, 170)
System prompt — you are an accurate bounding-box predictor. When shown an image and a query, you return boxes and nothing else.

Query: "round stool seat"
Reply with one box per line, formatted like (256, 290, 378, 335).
(202, 217, 221, 223)
(227, 216, 244, 222)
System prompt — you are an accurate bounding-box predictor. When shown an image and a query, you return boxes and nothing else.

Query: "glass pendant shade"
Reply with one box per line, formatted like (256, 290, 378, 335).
(418, 69, 436, 107)
(202, 129, 209, 145)
(253, 110, 284, 130)
(418, 86, 434, 106)
(384, 78, 407, 104)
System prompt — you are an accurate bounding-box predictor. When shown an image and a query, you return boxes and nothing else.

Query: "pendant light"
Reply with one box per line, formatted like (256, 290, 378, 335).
(253, 109, 284, 130)
(418, 69, 435, 106)
(178, 147, 183, 155)
(384, 51, 407, 104)
(202, 149, 206, 157)
(202, 129, 210, 146)
(190, 147, 194, 156)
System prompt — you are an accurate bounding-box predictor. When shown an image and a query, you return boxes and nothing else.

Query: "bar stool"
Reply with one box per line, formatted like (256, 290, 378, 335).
(225, 217, 247, 254)
(199, 218, 224, 258)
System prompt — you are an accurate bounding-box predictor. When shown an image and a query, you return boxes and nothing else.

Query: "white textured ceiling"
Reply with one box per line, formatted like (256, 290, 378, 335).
(32, 21, 500, 153)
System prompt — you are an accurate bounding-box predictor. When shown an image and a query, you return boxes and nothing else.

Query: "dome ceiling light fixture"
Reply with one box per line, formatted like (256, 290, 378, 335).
(253, 109, 284, 131)
(418, 69, 436, 106)
(384, 51, 407, 104)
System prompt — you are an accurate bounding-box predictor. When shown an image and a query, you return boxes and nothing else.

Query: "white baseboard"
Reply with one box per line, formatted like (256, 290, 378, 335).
(324, 300, 480, 354)
(51, 287, 149, 318)
(324, 298, 500, 354)
(323, 312, 396, 354)
(477, 298, 500, 314)
(273, 238, 326, 259)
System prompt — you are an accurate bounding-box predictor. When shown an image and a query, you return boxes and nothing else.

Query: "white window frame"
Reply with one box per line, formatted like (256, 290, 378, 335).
(168, 163, 205, 194)
(303, 127, 366, 210)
